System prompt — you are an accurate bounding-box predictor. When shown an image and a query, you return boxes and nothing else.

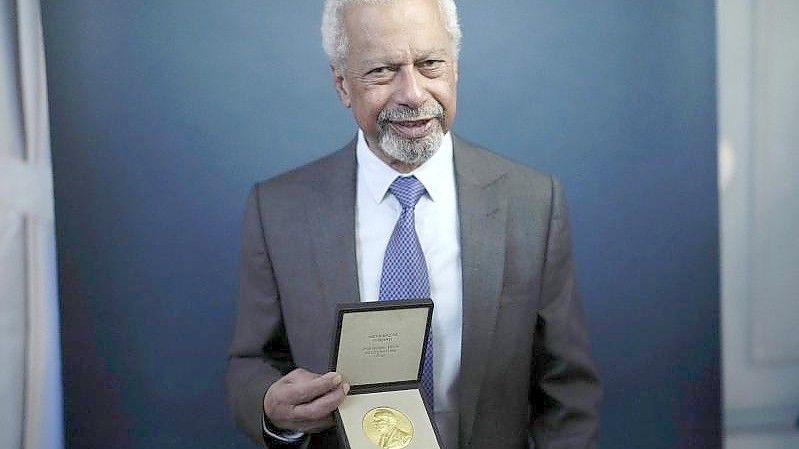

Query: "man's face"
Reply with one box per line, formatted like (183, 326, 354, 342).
(333, 0, 458, 169)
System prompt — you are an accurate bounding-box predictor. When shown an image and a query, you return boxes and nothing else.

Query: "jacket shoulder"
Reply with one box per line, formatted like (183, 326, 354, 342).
(253, 141, 356, 198)
(453, 134, 555, 190)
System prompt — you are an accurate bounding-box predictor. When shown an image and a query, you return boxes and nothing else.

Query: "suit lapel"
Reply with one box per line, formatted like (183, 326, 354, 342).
(307, 141, 361, 311)
(454, 136, 508, 447)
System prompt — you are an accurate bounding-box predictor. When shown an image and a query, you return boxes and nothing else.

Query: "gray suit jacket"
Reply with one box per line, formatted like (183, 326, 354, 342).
(226, 136, 601, 449)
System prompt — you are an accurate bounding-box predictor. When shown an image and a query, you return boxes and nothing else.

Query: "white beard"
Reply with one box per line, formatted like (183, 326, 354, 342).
(376, 103, 445, 166)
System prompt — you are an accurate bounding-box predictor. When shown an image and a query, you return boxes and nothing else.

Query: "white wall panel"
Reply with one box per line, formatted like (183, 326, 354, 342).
(0, 212, 25, 449)
(749, 0, 799, 364)
(0, 1, 63, 448)
(719, 0, 799, 446)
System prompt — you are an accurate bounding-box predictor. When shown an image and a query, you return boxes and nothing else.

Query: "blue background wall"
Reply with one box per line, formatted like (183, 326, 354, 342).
(43, 1, 719, 448)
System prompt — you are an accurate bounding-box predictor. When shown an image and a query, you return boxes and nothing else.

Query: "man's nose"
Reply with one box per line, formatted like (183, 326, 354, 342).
(393, 67, 429, 108)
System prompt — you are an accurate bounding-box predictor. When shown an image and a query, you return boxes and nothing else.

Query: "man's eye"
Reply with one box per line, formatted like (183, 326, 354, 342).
(368, 67, 391, 76)
(420, 60, 443, 69)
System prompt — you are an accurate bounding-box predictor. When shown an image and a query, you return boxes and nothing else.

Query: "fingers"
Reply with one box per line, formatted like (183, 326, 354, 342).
(293, 380, 350, 420)
(264, 369, 350, 433)
(290, 385, 350, 433)
(292, 415, 336, 434)
(289, 371, 344, 403)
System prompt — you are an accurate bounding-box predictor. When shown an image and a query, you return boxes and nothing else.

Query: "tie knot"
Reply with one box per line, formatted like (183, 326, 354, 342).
(389, 176, 426, 209)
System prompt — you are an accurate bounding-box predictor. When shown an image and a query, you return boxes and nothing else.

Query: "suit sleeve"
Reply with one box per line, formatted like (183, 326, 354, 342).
(530, 177, 602, 449)
(226, 185, 296, 446)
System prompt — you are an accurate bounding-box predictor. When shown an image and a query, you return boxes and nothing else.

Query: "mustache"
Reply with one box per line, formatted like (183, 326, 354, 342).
(378, 103, 445, 123)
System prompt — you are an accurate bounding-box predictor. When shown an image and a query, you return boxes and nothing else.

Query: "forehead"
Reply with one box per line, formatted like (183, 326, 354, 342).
(343, 0, 451, 61)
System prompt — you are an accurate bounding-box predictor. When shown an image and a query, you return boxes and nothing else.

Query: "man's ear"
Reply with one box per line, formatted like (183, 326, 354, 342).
(331, 65, 351, 108)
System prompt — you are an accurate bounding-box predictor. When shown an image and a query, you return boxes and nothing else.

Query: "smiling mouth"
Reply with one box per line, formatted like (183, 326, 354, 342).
(388, 118, 436, 138)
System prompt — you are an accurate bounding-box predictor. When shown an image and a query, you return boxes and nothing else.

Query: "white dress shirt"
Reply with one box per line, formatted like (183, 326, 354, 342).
(355, 129, 463, 446)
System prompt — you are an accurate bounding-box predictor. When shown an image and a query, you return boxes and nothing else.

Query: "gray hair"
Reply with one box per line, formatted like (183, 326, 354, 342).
(321, 0, 462, 69)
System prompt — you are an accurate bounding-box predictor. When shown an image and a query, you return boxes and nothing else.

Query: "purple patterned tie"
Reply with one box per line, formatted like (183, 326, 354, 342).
(379, 176, 434, 407)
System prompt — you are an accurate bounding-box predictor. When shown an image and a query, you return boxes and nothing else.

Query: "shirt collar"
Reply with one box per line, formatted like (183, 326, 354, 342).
(356, 129, 454, 204)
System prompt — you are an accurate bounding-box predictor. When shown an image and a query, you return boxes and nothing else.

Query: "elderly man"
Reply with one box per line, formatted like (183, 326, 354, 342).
(226, 0, 601, 448)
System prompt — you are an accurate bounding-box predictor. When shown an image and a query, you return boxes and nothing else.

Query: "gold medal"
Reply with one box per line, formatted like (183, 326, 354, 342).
(362, 406, 414, 449)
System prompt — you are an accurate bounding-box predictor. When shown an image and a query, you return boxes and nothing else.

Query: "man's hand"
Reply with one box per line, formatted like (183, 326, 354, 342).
(263, 368, 350, 434)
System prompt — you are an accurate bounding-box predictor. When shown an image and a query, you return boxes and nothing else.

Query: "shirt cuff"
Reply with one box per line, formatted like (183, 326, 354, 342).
(262, 413, 305, 445)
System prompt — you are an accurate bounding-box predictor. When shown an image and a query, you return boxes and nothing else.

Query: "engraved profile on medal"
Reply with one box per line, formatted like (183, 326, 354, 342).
(362, 407, 415, 449)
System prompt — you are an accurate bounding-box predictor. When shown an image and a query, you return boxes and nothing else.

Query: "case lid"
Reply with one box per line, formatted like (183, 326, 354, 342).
(331, 299, 433, 390)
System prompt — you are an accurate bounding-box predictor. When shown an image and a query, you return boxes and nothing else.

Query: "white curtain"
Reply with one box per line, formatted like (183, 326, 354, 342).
(0, 1, 63, 448)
